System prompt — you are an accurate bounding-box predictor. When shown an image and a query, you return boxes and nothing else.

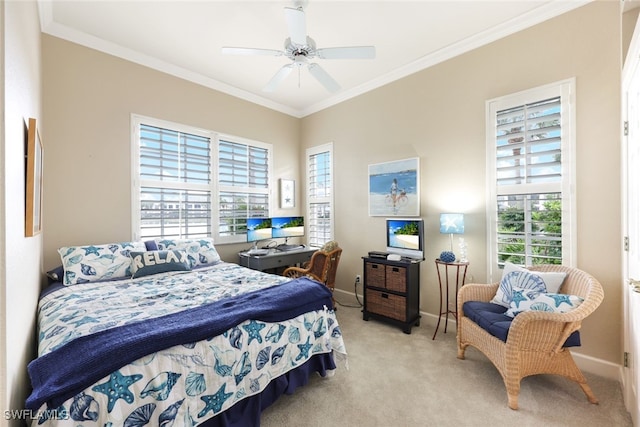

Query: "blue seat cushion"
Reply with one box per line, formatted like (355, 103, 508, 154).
(462, 301, 580, 347)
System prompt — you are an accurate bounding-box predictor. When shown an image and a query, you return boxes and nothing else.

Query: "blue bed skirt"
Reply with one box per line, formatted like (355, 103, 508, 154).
(200, 352, 336, 427)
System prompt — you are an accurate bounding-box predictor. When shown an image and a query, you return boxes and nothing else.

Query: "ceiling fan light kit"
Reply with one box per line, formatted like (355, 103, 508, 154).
(221, 3, 375, 93)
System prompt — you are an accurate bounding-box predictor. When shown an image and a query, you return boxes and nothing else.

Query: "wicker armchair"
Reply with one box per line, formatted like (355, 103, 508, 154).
(456, 265, 604, 410)
(283, 242, 342, 307)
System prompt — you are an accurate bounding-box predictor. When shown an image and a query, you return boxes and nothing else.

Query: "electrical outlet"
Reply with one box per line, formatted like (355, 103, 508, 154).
(355, 274, 361, 284)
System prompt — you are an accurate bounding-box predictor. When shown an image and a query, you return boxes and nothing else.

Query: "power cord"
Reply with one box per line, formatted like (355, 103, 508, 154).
(335, 276, 363, 309)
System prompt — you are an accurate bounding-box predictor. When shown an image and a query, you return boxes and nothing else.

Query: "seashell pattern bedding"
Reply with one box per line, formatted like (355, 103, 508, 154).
(26, 262, 346, 426)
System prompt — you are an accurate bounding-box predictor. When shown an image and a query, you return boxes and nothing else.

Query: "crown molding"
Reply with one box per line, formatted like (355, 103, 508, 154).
(38, 1, 591, 119)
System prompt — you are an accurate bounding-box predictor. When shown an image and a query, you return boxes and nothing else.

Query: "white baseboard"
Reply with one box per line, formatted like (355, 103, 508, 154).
(572, 351, 623, 382)
(335, 288, 623, 382)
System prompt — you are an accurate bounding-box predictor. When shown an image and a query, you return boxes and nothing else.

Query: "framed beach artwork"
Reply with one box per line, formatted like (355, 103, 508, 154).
(368, 157, 420, 216)
(25, 117, 43, 237)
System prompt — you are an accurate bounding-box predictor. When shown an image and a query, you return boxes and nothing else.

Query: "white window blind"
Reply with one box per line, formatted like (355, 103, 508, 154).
(132, 116, 272, 243)
(486, 80, 575, 279)
(307, 144, 334, 247)
(217, 138, 270, 239)
(496, 97, 562, 189)
(137, 123, 212, 240)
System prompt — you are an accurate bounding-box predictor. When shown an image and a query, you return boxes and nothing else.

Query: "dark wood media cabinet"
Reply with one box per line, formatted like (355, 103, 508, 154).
(362, 256, 421, 334)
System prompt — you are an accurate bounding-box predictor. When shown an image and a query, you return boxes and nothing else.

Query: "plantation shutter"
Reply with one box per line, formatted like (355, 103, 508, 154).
(138, 124, 212, 240)
(496, 97, 562, 191)
(493, 94, 565, 266)
(307, 147, 333, 247)
(217, 139, 270, 237)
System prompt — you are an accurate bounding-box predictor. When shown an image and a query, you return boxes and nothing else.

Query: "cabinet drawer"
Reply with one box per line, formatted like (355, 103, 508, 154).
(366, 289, 406, 322)
(366, 262, 386, 287)
(386, 265, 406, 293)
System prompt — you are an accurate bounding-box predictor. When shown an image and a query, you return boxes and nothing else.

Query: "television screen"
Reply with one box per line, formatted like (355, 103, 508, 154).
(247, 217, 272, 243)
(386, 218, 424, 260)
(272, 216, 304, 238)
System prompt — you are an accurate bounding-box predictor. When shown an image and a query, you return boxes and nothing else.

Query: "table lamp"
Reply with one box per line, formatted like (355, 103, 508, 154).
(440, 213, 464, 261)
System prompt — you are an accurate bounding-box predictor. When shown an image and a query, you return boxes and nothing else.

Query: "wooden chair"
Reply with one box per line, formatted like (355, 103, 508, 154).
(456, 265, 604, 410)
(283, 242, 342, 308)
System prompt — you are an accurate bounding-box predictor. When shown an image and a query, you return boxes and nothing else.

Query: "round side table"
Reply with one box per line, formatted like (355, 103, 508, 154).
(433, 259, 469, 340)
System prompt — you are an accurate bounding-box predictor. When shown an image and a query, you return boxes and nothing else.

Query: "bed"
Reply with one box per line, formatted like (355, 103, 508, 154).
(25, 239, 346, 427)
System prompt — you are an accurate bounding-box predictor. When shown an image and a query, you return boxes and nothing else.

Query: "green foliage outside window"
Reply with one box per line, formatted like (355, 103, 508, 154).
(497, 197, 562, 266)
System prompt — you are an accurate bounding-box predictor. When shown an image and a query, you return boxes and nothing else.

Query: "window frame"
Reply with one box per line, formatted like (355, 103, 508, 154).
(485, 79, 576, 282)
(215, 134, 273, 245)
(131, 114, 273, 244)
(306, 143, 334, 248)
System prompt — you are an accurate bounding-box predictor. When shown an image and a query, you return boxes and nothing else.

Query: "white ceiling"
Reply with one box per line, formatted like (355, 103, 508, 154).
(38, 1, 592, 118)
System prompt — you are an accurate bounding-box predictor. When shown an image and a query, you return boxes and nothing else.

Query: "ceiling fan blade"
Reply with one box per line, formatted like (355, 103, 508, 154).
(263, 64, 294, 92)
(316, 46, 376, 60)
(308, 63, 340, 92)
(284, 7, 307, 46)
(221, 47, 284, 56)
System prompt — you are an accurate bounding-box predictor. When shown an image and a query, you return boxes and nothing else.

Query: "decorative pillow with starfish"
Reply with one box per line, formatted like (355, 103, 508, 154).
(505, 286, 584, 317)
(491, 261, 567, 308)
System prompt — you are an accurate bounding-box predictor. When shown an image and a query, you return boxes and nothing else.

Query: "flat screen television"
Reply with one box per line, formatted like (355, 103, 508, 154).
(246, 217, 272, 249)
(386, 218, 424, 260)
(272, 216, 304, 251)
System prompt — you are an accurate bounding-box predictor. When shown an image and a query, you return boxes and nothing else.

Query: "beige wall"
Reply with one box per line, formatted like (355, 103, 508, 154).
(624, 9, 639, 63)
(41, 35, 301, 269)
(3, 0, 43, 422)
(301, 1, 622, 365)
(38, 0, 622, 375)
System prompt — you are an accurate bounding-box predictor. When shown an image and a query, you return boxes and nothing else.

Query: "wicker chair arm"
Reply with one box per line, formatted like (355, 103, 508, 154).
(506, 272, 604, 353)
(506, 298, 605, 353)
(283, 266, 306, 279)
(505, 310, 582, 353)
(282, 266, 322, 283)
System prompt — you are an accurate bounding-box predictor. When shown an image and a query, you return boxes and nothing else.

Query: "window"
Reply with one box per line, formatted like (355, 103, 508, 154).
(217, 138, 270, 242)
(306, 143, 334, 247)
(486, 80, 575, 280)
(132, 115, 271, 243)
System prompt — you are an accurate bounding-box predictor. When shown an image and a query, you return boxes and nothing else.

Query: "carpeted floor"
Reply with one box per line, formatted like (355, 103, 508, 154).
(261, 297, 633, 427)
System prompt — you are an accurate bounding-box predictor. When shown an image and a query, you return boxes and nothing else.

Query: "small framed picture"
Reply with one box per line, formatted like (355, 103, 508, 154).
(280, 179, 295, 209)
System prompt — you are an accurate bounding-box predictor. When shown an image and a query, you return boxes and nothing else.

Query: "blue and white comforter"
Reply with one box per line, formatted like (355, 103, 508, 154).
(27, 262, 346, 426)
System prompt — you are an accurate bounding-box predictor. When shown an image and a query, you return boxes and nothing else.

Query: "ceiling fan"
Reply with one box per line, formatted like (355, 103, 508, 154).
(221, 2, 376, 93)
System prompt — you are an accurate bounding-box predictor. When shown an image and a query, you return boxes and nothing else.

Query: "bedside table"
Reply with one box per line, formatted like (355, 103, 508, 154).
(433, 259, 468, 340)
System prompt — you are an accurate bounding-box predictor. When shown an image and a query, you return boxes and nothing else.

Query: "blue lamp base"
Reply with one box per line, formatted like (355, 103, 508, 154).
(439, 251, 456, 263)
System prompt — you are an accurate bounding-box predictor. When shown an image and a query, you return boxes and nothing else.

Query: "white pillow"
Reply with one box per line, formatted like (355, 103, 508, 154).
(505, 287, 584, 317)
(59, 241, 146, 285)
(491, 262, 567, 308)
